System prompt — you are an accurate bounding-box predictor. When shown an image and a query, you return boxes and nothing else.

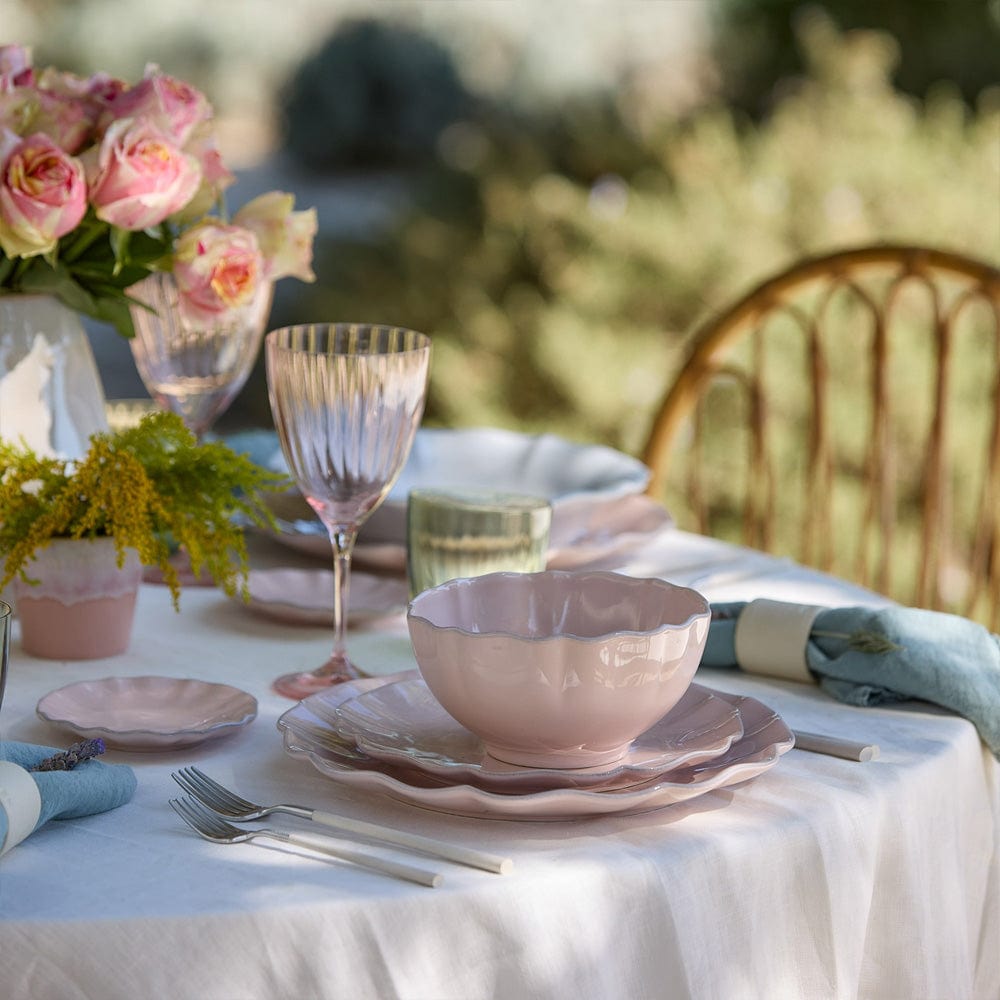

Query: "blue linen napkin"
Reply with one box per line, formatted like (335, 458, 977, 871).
(702, 602, 1000, 758)
(0, 741, 137, 855)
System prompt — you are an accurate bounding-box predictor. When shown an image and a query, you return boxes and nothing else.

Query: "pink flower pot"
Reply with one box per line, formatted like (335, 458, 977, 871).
(14, 538, 142, 660)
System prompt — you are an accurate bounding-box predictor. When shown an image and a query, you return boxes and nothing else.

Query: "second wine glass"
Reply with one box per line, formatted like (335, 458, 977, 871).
(129, 273, 273, 439)
(266, 322, 431, 699)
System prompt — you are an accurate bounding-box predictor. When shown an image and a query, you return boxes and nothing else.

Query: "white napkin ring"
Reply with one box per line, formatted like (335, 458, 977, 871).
(0, 761, 42, 856)
(734, 599, 823, 684)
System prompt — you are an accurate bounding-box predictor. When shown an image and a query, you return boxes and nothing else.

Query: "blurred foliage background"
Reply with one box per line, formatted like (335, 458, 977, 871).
(6, 0, 999, 457)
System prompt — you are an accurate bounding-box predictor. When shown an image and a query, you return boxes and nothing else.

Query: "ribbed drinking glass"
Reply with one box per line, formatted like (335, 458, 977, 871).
(266, 323, 431, 699)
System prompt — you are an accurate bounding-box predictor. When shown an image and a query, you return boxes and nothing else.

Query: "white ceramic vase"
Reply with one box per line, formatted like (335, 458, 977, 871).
(14, 537, 143, 660)
(0, 294, 109, 458)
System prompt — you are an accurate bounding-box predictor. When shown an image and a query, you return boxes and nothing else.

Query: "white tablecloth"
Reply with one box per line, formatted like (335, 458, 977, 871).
(1, 529, 997, 1000)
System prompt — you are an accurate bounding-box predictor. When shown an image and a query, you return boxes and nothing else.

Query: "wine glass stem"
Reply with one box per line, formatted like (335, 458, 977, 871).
(330, 527, 357, 666)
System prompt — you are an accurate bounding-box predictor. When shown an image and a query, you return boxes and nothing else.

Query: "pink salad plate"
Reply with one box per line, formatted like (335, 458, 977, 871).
(236, 569, 409, 627)
(277, 674, 793, 821)
(37, 676, 258, 751)
(328, 677, 743, 792)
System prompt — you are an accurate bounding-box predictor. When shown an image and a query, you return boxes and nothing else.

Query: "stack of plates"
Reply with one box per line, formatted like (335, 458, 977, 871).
(277, 672, 793, 821)
(230, 427, 672, 574)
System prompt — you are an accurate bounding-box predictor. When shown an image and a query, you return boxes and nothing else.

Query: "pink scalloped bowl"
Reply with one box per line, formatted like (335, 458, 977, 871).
(406, 570, 711, 768)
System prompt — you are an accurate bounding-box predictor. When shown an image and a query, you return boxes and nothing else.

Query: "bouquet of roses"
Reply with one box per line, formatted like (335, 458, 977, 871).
(0, 45, 316, 337)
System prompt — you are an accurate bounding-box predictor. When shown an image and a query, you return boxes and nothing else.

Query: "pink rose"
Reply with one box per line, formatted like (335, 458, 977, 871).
(0, 49, 37, 141)
(174, 120, 235, 221)
(0, 66, 112, 155)
(85, 116, 201, 230)
(173, 221, 264, 324)
(0, 87, 35, 136)
(0, 132, 86, 257)
(233, 191, 317, 283)
(85, 72, 128, 108)
(0, 45, 32, 88)
(103, 66, 210, 146)
(27, 89, 94, 154)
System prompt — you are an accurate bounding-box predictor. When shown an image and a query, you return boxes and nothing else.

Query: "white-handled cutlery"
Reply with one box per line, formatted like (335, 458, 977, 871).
(171, 766, 513, 877)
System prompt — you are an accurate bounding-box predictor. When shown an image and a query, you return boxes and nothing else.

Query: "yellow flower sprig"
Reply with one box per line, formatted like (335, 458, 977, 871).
(0, 411, 289, 608)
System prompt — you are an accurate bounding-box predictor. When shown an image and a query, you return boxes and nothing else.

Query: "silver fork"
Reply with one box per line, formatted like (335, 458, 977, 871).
(172, 766, 512, 874)
(169, 795, 442, 888)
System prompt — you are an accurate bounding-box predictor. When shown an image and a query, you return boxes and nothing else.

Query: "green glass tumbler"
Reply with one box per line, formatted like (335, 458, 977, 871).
(407, 490, 552, 597)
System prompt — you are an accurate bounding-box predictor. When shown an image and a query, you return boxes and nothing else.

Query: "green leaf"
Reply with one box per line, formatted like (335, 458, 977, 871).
(812, 628, 904, 655)
(848, 631, 904, 655)
(69, 261, 152, 289)
(93, 296, 136, 339)
(60, 215, 109, 264)
(109, 228, 132, 277)
(128, 228, 172, 266)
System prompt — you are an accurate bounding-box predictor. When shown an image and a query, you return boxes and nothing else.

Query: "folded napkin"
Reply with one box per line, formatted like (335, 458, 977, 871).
(0, 741, 137, 856)
(702, 599, 1000, 758)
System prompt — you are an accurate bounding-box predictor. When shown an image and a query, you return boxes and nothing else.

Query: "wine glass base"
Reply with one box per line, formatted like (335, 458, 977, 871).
(272, 663, 363, 700)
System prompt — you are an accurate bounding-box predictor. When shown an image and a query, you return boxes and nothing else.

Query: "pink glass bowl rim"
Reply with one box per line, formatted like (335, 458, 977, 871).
(406, 569, 710, 641)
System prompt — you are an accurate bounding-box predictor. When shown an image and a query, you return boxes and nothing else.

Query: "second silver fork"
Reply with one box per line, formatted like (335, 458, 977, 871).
(171, 766, 513, 874)
(170, 795, 443, 888)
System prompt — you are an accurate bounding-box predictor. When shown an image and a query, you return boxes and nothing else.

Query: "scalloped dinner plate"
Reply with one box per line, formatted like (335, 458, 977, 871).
(36, 676, 258, 751)
(277, 674, 793, 820)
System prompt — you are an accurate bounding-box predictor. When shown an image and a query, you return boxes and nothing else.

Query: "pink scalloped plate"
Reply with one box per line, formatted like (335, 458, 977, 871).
(277, 674, 792, 820)
(237, 569, 409, 627)
(330, 678, 743, 792)
(37, 676, 258, 751)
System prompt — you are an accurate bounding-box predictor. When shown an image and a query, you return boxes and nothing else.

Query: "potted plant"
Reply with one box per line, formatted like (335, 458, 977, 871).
(0, 411, 287, 659)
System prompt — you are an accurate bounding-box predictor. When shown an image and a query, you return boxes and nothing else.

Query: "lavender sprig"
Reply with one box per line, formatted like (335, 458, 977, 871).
(30, 739, 106, 772)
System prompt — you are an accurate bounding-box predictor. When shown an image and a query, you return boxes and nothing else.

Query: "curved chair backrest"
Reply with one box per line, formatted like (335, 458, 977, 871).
(643, 245, 1000, 624)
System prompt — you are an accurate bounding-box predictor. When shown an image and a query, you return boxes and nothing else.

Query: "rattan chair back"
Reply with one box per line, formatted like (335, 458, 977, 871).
(643, 245, 1000, 624)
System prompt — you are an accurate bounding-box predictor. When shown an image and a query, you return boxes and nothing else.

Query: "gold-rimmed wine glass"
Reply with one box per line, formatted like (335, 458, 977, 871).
(265, 322, 431, 699)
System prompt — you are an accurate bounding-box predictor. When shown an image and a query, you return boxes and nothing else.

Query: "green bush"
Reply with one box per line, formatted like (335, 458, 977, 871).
(288, 13, 999, 458)
(281, 18, 475, 171)
(711, 0, 1000, 117)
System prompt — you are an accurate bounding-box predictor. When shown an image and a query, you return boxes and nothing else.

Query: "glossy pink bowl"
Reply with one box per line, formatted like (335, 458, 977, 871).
(406, 570, 711, 768)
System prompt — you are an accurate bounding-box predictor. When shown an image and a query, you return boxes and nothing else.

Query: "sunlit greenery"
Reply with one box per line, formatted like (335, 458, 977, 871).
(293, 13, 999, 459)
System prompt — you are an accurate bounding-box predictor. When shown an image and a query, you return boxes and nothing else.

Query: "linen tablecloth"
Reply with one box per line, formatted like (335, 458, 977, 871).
(0, 528, 996, 1000)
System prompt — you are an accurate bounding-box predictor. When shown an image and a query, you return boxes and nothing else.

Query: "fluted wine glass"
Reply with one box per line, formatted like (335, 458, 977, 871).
(266, 323, 431, 699)
(129, 273, 274, 439)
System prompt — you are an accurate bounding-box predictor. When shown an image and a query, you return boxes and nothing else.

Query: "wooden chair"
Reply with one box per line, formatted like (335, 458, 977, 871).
(642, 245, 1000, 625)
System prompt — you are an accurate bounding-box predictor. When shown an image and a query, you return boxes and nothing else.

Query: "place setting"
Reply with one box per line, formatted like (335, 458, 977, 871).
(277, 569, 796, 821)
(252, 364, 794, 822)
(227, 423, 674, 583)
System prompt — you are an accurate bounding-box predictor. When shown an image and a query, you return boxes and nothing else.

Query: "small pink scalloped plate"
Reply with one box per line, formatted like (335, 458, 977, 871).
(36, 676, 258, 751)
(237, 569, 409, 627)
